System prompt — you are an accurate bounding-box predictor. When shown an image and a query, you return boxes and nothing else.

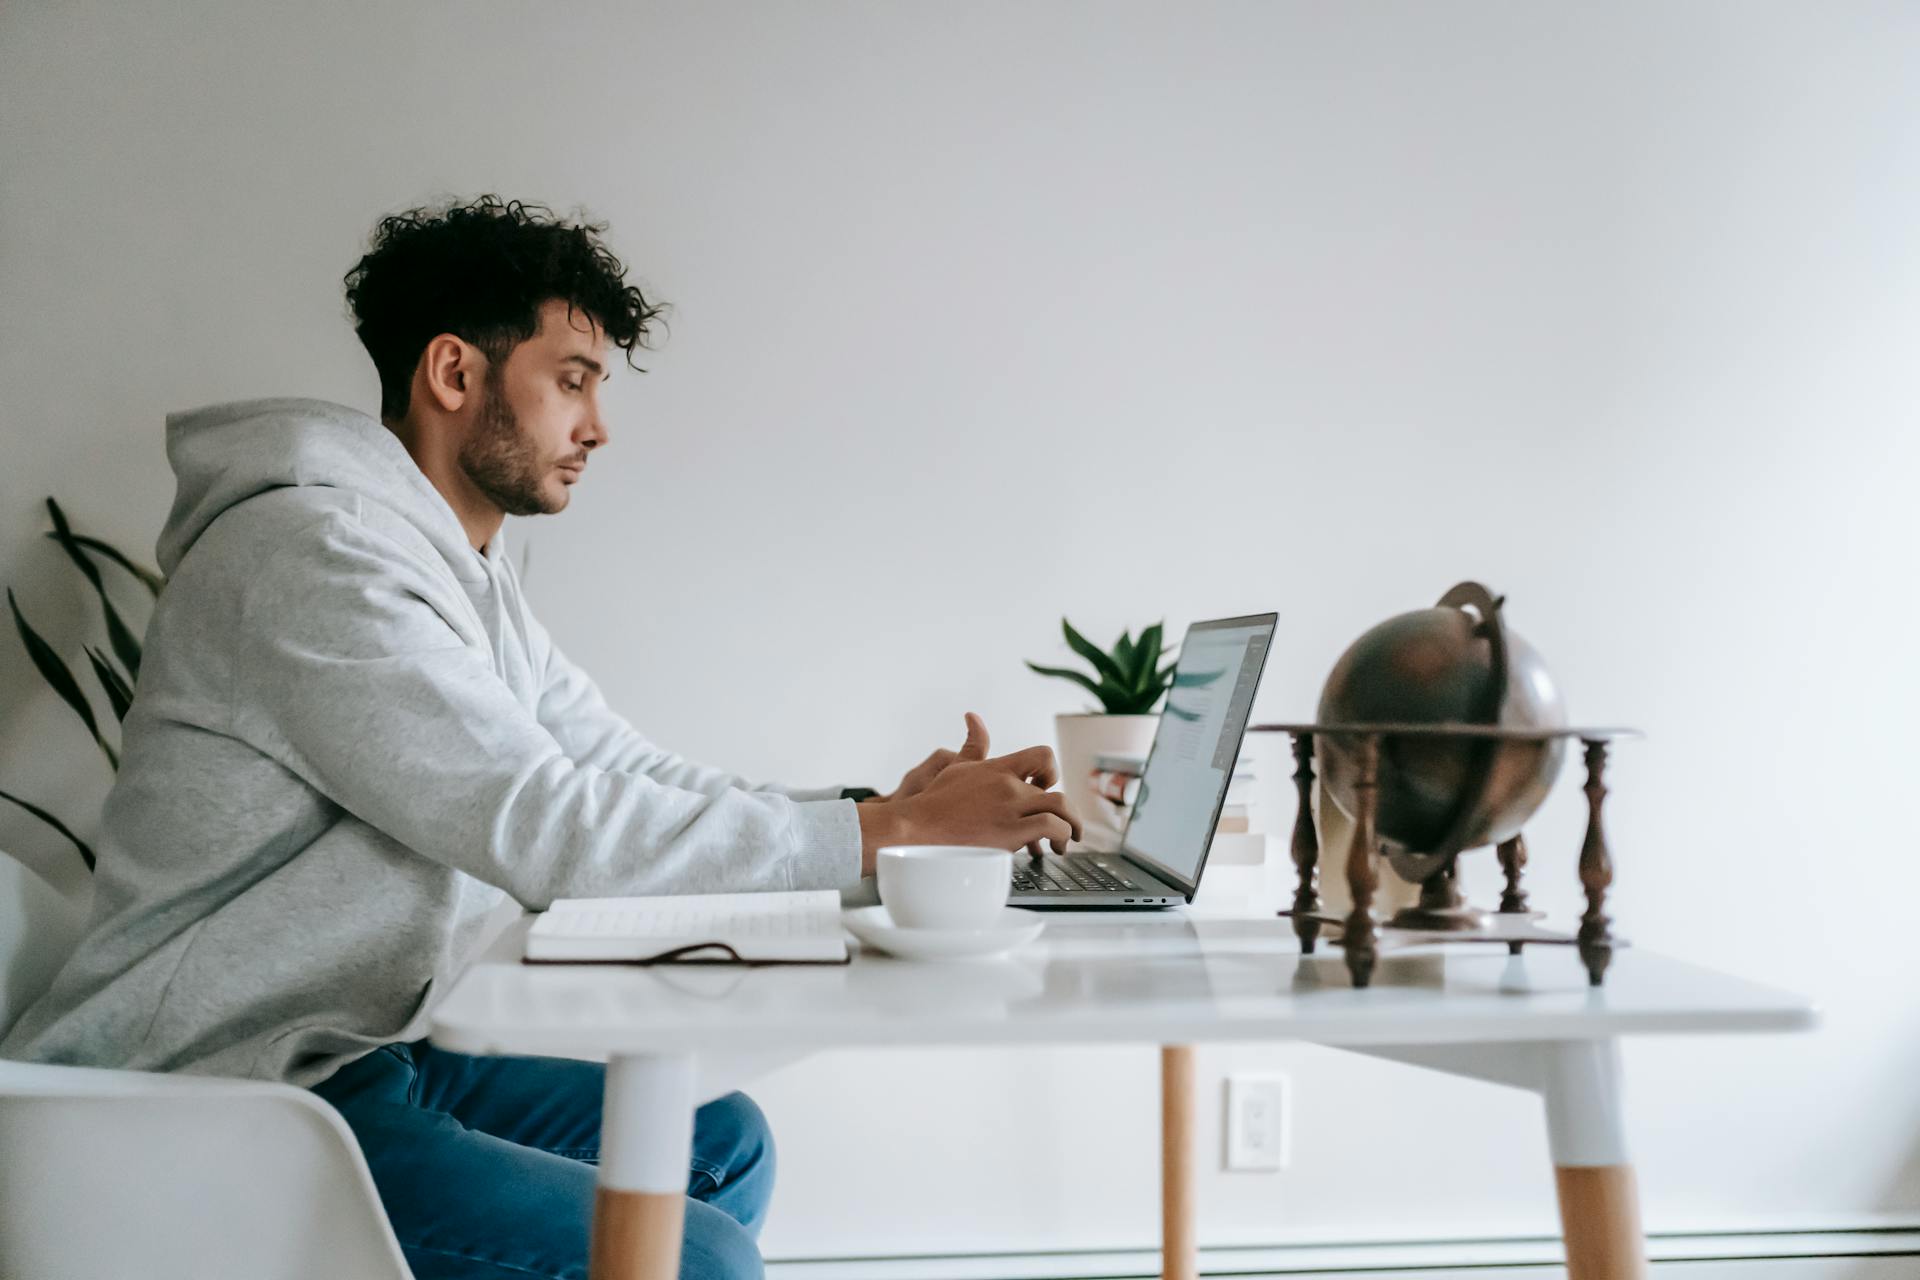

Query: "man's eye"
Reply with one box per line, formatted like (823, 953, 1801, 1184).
(564, 380, 584, 393)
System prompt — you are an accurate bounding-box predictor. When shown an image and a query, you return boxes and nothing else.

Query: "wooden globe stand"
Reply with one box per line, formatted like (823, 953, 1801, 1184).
(1250, 723, 1641, 989)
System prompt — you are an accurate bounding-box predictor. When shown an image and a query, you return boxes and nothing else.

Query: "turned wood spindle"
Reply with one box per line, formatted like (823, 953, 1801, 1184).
(1288, 732, 1321, 953)
(1342, 733, 1381, 988)
(1497, 834, 1531, 956)
(1577, 739, 1616, 987)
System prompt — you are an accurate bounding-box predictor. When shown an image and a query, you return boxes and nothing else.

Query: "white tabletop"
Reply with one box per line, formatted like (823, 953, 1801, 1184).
(428, 906, 1815, 1060)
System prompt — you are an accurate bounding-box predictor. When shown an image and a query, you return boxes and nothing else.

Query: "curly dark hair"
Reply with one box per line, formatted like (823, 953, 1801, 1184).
(343, 194, 667, 420)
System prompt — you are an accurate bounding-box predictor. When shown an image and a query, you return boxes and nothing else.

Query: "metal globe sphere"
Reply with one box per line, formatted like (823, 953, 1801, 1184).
(1315, 584, 1567, 867)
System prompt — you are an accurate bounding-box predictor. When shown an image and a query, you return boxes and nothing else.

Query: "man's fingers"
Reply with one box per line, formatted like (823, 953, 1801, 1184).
(990, 744, 1058, 788)
(1015, 813, 1074, 856)
(959, 711, 990, 761)
(1018, 789, 1082, 843)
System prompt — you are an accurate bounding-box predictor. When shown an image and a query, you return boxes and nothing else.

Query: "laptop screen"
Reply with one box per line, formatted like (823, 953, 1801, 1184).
(1119, 614, 1276, 893)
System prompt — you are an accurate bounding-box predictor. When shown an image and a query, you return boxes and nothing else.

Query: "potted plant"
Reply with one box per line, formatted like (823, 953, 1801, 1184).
(2, 499, 168, 881)
(1025, 619, 1178, 850)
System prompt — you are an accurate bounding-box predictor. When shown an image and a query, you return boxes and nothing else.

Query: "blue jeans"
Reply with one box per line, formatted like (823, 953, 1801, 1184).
(310, 1040, 774, 1279)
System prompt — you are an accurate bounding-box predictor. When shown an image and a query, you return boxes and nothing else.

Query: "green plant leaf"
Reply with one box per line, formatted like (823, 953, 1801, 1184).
(8, 588, 117, 768)
(1024, 660, 1107, 705)
(46, 498, 143, 680)
(46, 532, 164, 597)
(1116, 660, 1174, 713)
(1131, 622, 1164, 695)
(1112, 630, 1136, 684)
(85, 646, 135, 722)
(0, 785, 96, 873)
(1060, 617, 1128, 690)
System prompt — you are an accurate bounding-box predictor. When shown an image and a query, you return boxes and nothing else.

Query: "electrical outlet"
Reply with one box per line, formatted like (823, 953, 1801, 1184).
(1223, 1073, 1289, 1172)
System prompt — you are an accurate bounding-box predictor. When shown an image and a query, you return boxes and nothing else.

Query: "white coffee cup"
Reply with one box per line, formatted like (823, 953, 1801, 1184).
(875, 845, 1012, 931)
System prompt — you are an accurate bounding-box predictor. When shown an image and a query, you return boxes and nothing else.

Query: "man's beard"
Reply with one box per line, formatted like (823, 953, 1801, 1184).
(458, 369, 564, 517)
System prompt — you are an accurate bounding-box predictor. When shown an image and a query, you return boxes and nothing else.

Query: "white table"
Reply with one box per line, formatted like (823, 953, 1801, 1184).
(430, 902, 1814, 1280)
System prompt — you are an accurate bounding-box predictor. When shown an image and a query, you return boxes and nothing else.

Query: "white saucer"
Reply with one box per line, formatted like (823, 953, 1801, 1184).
(842, 905, 1045, 960)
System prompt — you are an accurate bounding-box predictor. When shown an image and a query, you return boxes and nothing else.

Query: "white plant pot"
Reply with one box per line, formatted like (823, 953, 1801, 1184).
(1053, 713, 1159, 851)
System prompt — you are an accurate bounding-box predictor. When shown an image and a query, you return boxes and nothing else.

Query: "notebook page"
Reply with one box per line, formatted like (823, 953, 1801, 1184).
(525, 889, 848, 963)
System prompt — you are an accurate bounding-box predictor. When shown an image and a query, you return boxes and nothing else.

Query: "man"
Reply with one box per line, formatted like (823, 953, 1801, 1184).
(1, 194, 1079, 1279)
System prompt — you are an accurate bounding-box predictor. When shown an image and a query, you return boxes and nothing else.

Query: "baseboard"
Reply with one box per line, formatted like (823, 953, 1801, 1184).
(765, 1224, 1920, 1279)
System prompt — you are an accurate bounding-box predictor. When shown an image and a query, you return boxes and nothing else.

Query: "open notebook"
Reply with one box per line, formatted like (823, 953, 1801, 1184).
(523, 889, 851, 965)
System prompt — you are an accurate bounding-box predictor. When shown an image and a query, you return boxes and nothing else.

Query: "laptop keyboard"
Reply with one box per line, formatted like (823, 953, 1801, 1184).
(1011, 857, 1148, 894)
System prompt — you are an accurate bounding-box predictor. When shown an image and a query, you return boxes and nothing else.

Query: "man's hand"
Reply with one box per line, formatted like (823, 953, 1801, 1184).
(877, 711, 999, 804)
(855, 718, 1080, 874)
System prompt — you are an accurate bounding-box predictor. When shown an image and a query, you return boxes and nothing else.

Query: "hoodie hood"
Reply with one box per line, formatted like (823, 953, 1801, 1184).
(158, 396, 491, 585)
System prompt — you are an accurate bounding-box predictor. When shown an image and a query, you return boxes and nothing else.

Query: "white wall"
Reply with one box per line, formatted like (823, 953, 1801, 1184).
(2, 0, 1916, 1262)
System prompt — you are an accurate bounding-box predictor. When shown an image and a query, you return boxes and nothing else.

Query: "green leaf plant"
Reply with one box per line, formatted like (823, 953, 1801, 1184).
(1, 499, 165, 875)
(1024, 618, 1181, 715)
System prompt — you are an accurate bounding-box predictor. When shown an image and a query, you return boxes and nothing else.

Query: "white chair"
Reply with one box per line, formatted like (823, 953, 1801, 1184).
(0, 1058, 413, 1280)
(1, 856, 413, 1280)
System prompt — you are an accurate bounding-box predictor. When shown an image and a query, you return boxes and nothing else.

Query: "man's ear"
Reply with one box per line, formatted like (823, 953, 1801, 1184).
(418, 333, 481, 414)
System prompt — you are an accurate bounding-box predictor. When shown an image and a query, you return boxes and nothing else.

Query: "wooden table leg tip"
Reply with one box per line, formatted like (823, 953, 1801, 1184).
(1554, 1164, 1648, 1280)
(591, 1187, 687, 1280)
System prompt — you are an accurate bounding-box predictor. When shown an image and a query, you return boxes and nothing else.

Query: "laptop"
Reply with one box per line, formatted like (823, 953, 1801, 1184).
(1010, 611, 1278, 909)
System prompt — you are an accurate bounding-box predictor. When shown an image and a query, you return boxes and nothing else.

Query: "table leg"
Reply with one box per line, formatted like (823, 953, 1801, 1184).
(1544, 1040, 1646, 1280)
(1160, 1044, 1197, 1280)
(1342, 1040, 1648, 1280)
(592, 1052, 697, 1280)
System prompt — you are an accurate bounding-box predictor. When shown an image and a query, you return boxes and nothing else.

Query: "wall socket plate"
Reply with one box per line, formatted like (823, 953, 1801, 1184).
(1223, 1072, 1290, 1172)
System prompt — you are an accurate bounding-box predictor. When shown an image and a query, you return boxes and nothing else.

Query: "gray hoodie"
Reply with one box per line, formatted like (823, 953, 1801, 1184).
(1, 397, 862, 1087)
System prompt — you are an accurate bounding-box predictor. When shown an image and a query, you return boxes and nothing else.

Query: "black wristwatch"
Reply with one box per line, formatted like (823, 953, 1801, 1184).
(839, 786, 882, 803)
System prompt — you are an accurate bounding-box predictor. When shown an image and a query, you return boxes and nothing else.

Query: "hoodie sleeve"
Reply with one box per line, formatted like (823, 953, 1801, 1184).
(229, 512, 863, 908)
(527, 613, 849, 803)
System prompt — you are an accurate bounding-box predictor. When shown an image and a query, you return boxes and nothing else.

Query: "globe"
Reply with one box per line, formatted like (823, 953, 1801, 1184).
(1315, 583, 1567, 873)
